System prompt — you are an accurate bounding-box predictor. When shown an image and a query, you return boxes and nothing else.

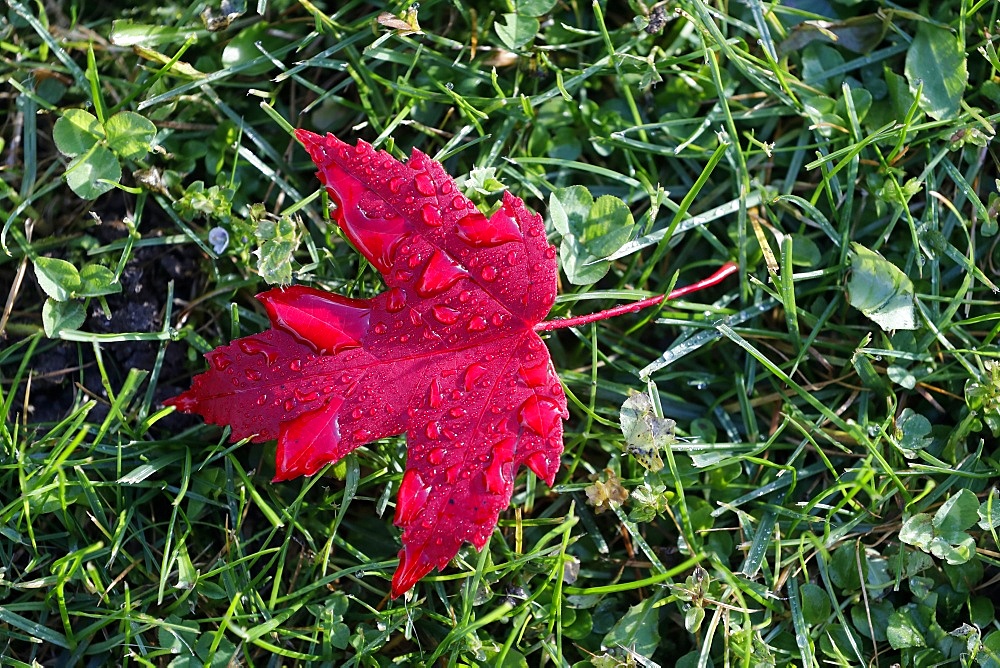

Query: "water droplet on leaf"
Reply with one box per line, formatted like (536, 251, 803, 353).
(415, 172, 435, 196)
(432, 305, 460, 325)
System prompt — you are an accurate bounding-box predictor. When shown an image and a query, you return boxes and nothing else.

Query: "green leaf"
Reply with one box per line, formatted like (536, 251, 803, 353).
(900, 513, 935, 551)
(896, 408, 933, 456)
(829, 544, 866, 591)
(42, 298, 86, 337)
(800, 582, 831, 625)
(195, 633, 237, 667)
(619, 390, 674, 472)
(834, 87, 872, 124)
(64, 145, 122, 199)
(885, 69, 919, 120)
(104, 111, 156, 160)
(550, 186, 635, 285)
(109, 19, 189, 47)
(933, 488, 980, 534)
(981, 630, 1000, 668)
(905, 22, 968, 121)
(33, 257, 82, 301)
(253, 209, 301, 286)
(53, 108, 104, 157)
(158, 615, 199, 655)
(602, 597, 660, 658)
(780, 14, 889, 54)
(800, 43, 844, 93)
(222, 22, 280, 75)
(887, 609, 926, 649)
(978, 489, 1000, 531)
(514, 0, 557, 17)
(846, 242, 917, 331)
(929, 533, 976, 565)
(684, 605, 705, 633)
(789, 234, 821, 267)
(495, 13, 538, 50)
(78, 264, 122, 297)
(175, 540, 197, 589)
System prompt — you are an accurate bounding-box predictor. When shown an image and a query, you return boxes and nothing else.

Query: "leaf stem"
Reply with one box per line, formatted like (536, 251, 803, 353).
(535, 261, 738, 332)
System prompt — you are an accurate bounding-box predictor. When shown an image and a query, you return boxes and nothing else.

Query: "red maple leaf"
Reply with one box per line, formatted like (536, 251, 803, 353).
(167, 130, 569, 597)
(166, 130, 738, 597)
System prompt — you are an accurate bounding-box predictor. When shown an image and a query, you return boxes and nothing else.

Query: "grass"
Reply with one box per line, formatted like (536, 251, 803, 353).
(2, 0, 1000, 665)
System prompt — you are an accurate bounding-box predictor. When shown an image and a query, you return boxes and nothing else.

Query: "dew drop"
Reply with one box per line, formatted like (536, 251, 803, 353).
(544, 246, 557, 259)
(484, 456, 512, 495)
(415, 249, 469, 298)
(415, 172, 435, 196)
(491, 313, 504, 327)
(385, 287, 406, 313)
(519, 358, 548, 388)
(400, 334, 410, 343)
(408, 253, 422, 269)
(458, 290, 472, 303)
(210, 353, 232, 371)
(295, 388, 320, 402)
(290, 359, 303, 371)
(441, 181, 453, 195)
(506, 250, 518, 265)
(352, 428, 371, 441)
(427, 378, 443, 409)
(481, 265, 498, 282)
(445, 464, 462, 483)
(421, 204, 443, 227)
(357, 196, 387, 219)
(432, 305, 460, 325)
(448, 407, 466, 418)
(451, 195, 465, 210)
(395, 469, 432, 526)
(428, 448, 445, 465)
(394, 269, 413, 283)
(351, 407, 365, 419)
(410, 309, 423, 327)
(425, 421, 441, 440)
(467, 316, 488, 332)
(524, 452, 555, 481)
(374, 323, 388, 335)
(456, 213, 521, 247)
(256, 395, 267, 406)
(464, 362, 488, 391)
(388, 176, 405, 193)
(245, 368, 261, 381)
(518, 396, 563, 436)
(284, 398, 297, 412)
(238, 339, 280, 365)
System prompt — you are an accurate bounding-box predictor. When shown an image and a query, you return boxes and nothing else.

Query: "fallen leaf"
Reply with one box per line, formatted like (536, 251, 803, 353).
(167, 130, 568, 597)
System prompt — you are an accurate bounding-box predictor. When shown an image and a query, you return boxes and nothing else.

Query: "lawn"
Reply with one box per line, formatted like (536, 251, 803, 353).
(2, 0, 1000, 666)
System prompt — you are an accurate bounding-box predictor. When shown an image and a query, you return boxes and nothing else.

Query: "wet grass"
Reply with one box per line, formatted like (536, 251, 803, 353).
(2, 0, 1000, 666)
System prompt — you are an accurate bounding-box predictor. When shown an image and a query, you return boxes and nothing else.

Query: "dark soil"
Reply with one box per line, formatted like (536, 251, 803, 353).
(1, 193, 206, 429)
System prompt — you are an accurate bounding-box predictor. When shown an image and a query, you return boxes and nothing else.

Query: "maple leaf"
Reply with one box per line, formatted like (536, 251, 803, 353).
(166, 129, 568, 597)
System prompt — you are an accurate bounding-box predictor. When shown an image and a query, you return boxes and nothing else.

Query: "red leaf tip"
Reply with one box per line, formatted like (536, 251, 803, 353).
(391, 547, 435, 599)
